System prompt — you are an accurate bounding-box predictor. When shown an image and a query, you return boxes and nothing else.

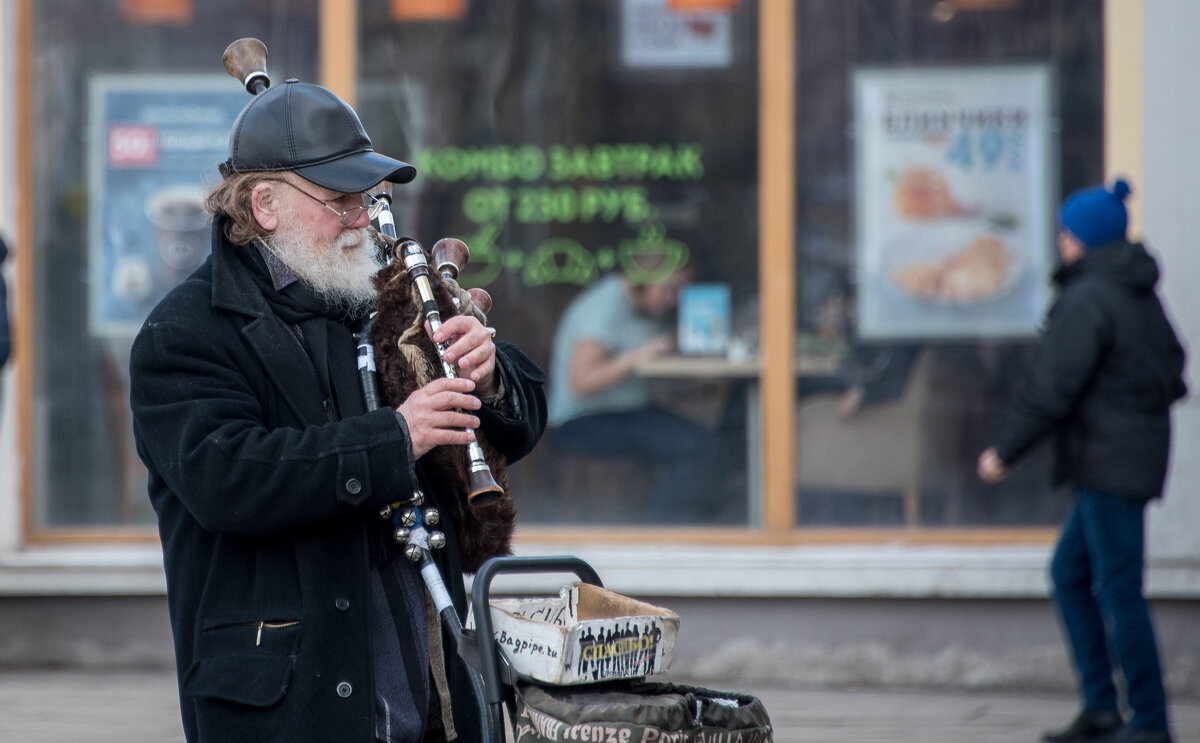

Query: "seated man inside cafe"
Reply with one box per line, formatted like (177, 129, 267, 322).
(547, 256, 737, 525)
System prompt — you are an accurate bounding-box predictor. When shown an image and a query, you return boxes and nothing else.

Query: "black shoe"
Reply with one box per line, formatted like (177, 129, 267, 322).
(1042, 710, 1124, 743)
(1110, 726, 1172, 743)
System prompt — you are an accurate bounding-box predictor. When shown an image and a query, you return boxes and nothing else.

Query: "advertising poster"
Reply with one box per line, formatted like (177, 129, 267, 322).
(853, 65, 1055, 339)
(620, 0, 734, 69)
(88, 74, 247, 337)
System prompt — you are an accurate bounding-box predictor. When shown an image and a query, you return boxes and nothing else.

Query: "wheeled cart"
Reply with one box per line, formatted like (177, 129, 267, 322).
(459, 555, 774, 743)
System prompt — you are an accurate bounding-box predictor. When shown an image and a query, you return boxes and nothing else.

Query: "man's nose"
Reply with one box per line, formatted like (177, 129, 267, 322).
(347, 207, 371, 229)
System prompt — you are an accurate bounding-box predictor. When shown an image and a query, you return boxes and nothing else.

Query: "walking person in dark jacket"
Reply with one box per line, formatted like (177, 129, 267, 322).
(129, 78, 546, 742)
(978, 179, 1187, 743)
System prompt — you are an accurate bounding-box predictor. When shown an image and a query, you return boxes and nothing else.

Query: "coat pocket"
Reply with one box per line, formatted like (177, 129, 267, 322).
(186, 616, 302, 707)
(183, 652, 295, 707)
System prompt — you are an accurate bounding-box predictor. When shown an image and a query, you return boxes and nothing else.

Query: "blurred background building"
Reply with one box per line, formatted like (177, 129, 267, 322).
(0, 0, 1197, 696)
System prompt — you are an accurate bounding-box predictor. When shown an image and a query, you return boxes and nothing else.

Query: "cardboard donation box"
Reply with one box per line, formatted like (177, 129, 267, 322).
(487, 582, 680, 685)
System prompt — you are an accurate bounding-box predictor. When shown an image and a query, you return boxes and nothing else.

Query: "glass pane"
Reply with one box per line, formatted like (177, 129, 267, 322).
(359, 0, 759, 526)
(30, 1, 318, 527)
(793, 0, 1104, 527)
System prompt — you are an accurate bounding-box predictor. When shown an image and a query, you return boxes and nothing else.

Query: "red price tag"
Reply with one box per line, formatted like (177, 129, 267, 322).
(108, 124, 159, 167)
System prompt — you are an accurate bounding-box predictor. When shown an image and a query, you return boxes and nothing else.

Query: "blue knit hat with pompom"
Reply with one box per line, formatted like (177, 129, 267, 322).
(1059, 179, 1132, 250)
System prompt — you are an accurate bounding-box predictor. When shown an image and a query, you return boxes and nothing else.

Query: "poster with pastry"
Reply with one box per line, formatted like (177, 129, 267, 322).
(852, 66, 1055, 339)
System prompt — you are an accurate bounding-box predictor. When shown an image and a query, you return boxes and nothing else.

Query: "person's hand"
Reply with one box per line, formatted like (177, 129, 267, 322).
(835, 385, 865, 420)
(430, 314, 498, 397)
(633, 334, 674, 365)
(977, 447, 1009, 483)
(396, 377, 482, 459)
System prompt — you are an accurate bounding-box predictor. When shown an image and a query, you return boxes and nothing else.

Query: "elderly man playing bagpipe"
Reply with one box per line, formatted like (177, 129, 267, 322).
(129, 69, 547, 742)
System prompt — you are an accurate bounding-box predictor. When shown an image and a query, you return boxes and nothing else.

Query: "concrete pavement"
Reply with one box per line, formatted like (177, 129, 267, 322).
(2, 668, 1198, 742)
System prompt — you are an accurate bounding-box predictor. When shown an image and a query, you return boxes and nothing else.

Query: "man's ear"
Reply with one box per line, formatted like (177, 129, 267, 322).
(251, 181, 280, 232)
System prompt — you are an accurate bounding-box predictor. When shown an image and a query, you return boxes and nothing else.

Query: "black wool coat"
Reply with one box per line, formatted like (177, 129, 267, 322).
(995, 241, 1187, 500)
(130, 221, 547, 742)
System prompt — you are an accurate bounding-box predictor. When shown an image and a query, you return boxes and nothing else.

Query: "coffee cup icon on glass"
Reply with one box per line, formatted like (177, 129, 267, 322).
(145, 184, 209, 286)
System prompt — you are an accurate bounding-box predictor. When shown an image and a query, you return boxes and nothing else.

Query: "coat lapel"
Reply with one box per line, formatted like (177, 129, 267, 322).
(209, 224, 329, 426)
(243, 316, 329, 425)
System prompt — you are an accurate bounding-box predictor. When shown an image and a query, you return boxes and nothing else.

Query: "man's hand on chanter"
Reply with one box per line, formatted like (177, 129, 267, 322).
(397, 377, 482, 459)
(431, 314, 499, 397)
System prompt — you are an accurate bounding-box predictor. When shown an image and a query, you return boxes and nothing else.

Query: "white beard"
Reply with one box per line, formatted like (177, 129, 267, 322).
(264, 204, 381, 314)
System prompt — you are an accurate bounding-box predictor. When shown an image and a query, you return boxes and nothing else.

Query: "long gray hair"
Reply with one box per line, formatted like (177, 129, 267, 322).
(205, 172, 277, 246)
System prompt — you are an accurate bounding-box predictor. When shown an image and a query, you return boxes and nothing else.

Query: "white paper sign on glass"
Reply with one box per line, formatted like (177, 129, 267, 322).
(853, 65, 1056, 340)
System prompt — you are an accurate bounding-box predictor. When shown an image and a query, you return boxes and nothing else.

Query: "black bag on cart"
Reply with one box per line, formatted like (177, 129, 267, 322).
(512, 679, 773, 742)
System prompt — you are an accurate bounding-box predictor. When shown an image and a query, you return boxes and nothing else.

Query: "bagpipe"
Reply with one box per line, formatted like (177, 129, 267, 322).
(221, 38, 514, 573)
(365, 231, 516, 572)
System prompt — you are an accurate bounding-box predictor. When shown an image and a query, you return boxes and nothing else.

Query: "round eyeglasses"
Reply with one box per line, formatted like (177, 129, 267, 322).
(261, 177, 385, 228)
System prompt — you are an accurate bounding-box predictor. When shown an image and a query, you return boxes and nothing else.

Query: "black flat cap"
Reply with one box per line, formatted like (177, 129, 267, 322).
(219, 79, 415, 193)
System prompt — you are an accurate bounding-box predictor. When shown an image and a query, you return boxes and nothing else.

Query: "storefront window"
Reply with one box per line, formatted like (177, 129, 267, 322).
(792, 0, 1104, 527)
(29, 1, 318, 528)
(22, 0, 1105, 536)
(358, 0, 760, 527)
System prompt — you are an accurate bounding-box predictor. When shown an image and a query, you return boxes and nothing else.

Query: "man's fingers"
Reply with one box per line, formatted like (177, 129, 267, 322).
(421, 376, 475, 395)
(425, 388, 481, 412)
(434, 316, 495, 367)
(434, 429, 477, 446)
(398, 379, 483, 458)
(432, 314, 476, 342)
(429, 409, 480, 430)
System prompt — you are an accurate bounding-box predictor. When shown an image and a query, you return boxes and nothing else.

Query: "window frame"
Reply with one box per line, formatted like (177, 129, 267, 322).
(14, 0, 1140, 546)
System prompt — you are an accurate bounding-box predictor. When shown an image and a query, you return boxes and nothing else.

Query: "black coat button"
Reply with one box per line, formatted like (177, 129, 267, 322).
(335, 597, 350, 611)
(336, 681, 353, 698)
(345, 478, 362, 495)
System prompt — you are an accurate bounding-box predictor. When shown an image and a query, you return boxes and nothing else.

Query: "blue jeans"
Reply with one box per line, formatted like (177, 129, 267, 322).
(1050, 488, 1169, 732)
(553, 408, 735, 524)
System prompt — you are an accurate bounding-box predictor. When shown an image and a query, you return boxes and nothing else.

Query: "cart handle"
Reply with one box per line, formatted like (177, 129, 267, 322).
(471, 555, 604, 705)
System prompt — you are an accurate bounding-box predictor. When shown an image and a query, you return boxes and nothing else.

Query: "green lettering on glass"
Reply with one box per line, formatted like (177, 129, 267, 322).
(523, 237, 598, 287)
(486, 186, 650, 225)
(448, 229, 689, 290)
(618, 225, 690, 285)
(416, 145, 546, 182)
(595, 246, 617, 271)
(411, 143, 700, 290)
(504, 249, 525, 271)
(462, 187, 511, 223)
(454, 223, 504, 287)
(549, 143, 698, 181)
(418, 143, 704, 183)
